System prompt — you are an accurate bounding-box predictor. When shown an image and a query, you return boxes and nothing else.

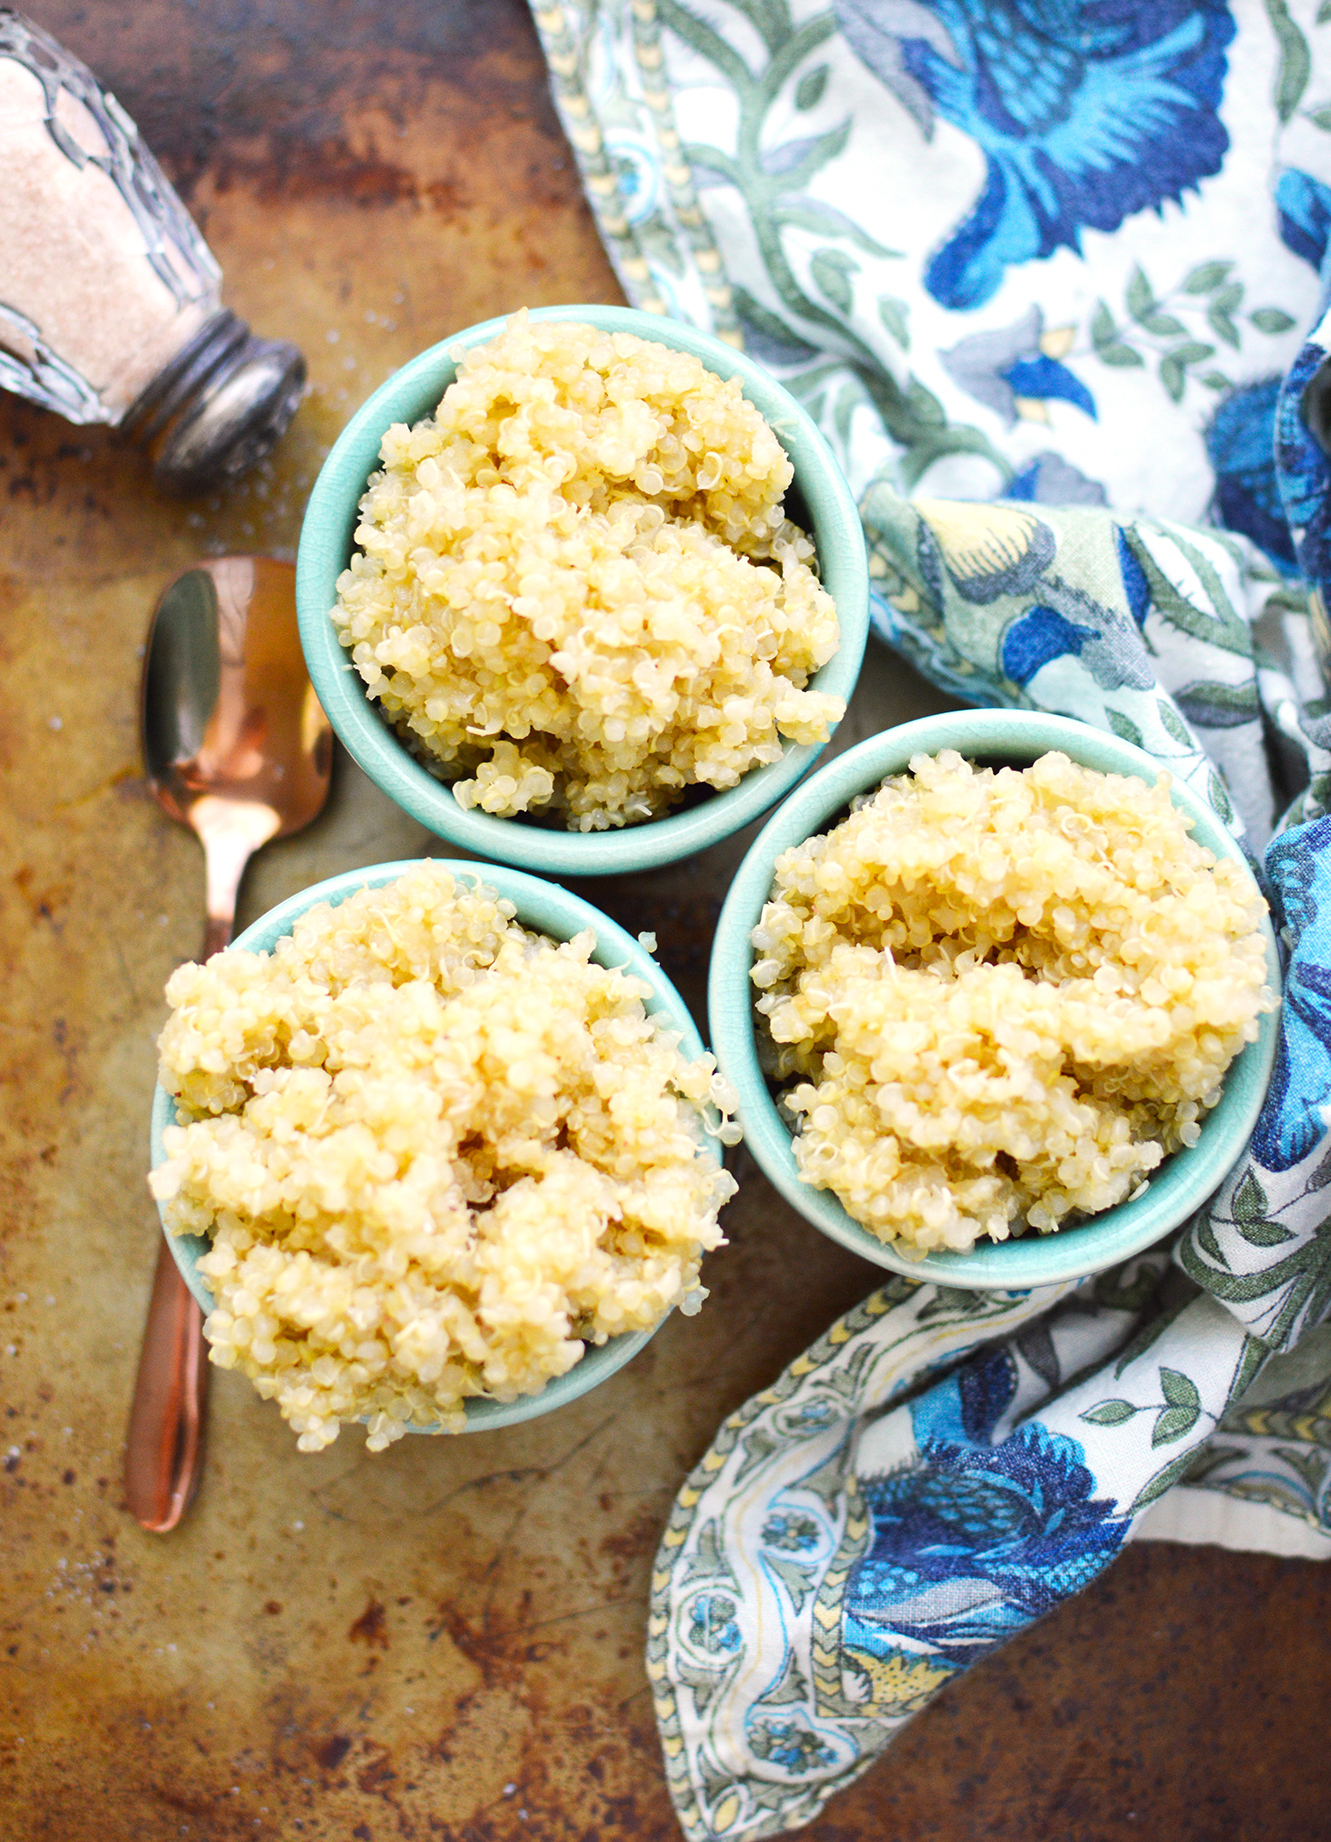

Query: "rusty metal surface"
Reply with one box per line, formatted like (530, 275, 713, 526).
(1, 5, 1328, 1839)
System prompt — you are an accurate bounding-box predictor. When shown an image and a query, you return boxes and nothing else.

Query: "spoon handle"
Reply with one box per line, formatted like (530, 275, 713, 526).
(125, 805, 273, 1530)
(197, 797, 280, 958)
(124, 1238, 211, 1531)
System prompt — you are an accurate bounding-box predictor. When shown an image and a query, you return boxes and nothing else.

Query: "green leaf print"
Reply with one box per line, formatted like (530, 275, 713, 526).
(1160, 1368, 1201, 1412)
(1080, 1399, 1139, 1426)
(676, 1654, 729, 1715)
(1250, 307, 1297, 334)
(1151, 1376, 1201, 1451)
(1159, 354, 1186, 402)
(1113, 1300, 1190, 1380)
(1015, 1323, 1060, 1390)
(904, 374, 947, 429)
(1207, 770, 1236, 826)
(764, 1553, 816, 1612)
(1182, 1216, 1331, 1332)
(757, 120, 853, 189)
(1091, 1263, 1164, 1314)
(1236, 1216, 1297, 1247)
(1099, 344, 1145, 367)
(734, 1427, 780, 1486)
(1265, 0, 1312, 122)
(731, 284, 820, 363)
(877, 294, 909, 349)
(1091, 300, 1118, 349)
(1173, 680, 1259, 728)
(1129, 1448, 1207, 1514)
(1142, 311, 1186, 337)
(1195, 1211, 1231, 1268)
(1208, 305, 1241, 350)
(857, 365, 1006, 488)
(683, 1517, 739, 1586)
(1157, 699, 1194, 748)
(810, 247, 858, 314)
(917, 1285, 997, 1323)
(1233, 1169, 1271, 1225)
(794, 63, 828, 109)
(1152, 1404, 1200, 1446)
(1306, 102, 1331, 129)
(1126, 265, 1154, 322)
(1123, 528, 1252, 658)
(1183, 261, 1233, 292)
(1105, 709, 1146, 749)
(754, 8, 834, 97)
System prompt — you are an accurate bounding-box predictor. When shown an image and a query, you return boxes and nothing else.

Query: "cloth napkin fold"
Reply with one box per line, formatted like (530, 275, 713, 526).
(527, 0, 1331, 1832)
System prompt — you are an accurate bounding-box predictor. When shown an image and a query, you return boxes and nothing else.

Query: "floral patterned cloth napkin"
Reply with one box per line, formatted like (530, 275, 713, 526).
(527, 0, 1331, 1832)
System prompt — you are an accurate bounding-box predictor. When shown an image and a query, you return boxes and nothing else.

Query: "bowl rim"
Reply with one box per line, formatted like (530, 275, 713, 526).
(295, 302, 869, 877)
(150, 856, 713, 1431)
(708, 707, 1283, 1289)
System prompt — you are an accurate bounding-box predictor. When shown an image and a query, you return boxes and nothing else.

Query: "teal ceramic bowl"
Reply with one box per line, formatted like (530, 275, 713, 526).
(150, 858, 709, 1431)
(295, 304, 868, 877)
(709, 708, 1282, 1289)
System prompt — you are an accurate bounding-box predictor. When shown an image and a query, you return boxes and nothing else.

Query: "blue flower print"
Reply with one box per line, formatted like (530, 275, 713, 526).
(1252, 817, 1331, 1173)
(1000, 605, 1098, 684)
(1207, 378, 1298, 576)
(688, 1592, 742, 1654)
(845, 1352, 1124, 1666)
(1276, 335, 1331, 606)
(941, 307, 1096, 427)
(835, 0, 1236, 310)
(761, 1511, 822, 1552)
(914, 498, 1154, 692)
(1008, 449, 1107, 505)
(1116, 526, 1150, 626)
(998, 582, 1154, 693)
(748, 1717, 838, 1774)
(1277, 168, 1331, 280)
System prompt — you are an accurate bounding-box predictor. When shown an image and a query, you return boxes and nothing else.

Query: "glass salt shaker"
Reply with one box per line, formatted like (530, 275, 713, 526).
(0, 9, 306, 493)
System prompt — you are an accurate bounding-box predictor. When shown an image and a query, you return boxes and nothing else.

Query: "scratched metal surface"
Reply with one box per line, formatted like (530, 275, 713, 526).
(2, 5, 1330, 1839)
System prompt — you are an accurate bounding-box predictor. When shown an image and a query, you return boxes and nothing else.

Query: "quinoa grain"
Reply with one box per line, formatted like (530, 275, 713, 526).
(332, 313, 843, 829)
(150, 865, 736, 1449)
(753, 750, 1274, 1255)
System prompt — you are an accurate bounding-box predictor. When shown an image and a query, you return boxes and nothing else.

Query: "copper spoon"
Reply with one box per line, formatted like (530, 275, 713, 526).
(125, 557, 333, 1531)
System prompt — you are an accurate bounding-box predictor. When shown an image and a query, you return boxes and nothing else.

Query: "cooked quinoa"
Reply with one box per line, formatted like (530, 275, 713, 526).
(331, 312, 843, 830)
(751, 750, 1274, 1255)
(149, 864, 737, 1450)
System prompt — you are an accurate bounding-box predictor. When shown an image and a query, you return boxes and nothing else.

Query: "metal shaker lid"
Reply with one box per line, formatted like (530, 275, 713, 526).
(121, 308, 307, 495)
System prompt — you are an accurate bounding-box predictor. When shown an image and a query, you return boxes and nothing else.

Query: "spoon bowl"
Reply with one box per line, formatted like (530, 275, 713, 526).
(126, 557, 333, 1531)
(142, 558, 333, 956)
